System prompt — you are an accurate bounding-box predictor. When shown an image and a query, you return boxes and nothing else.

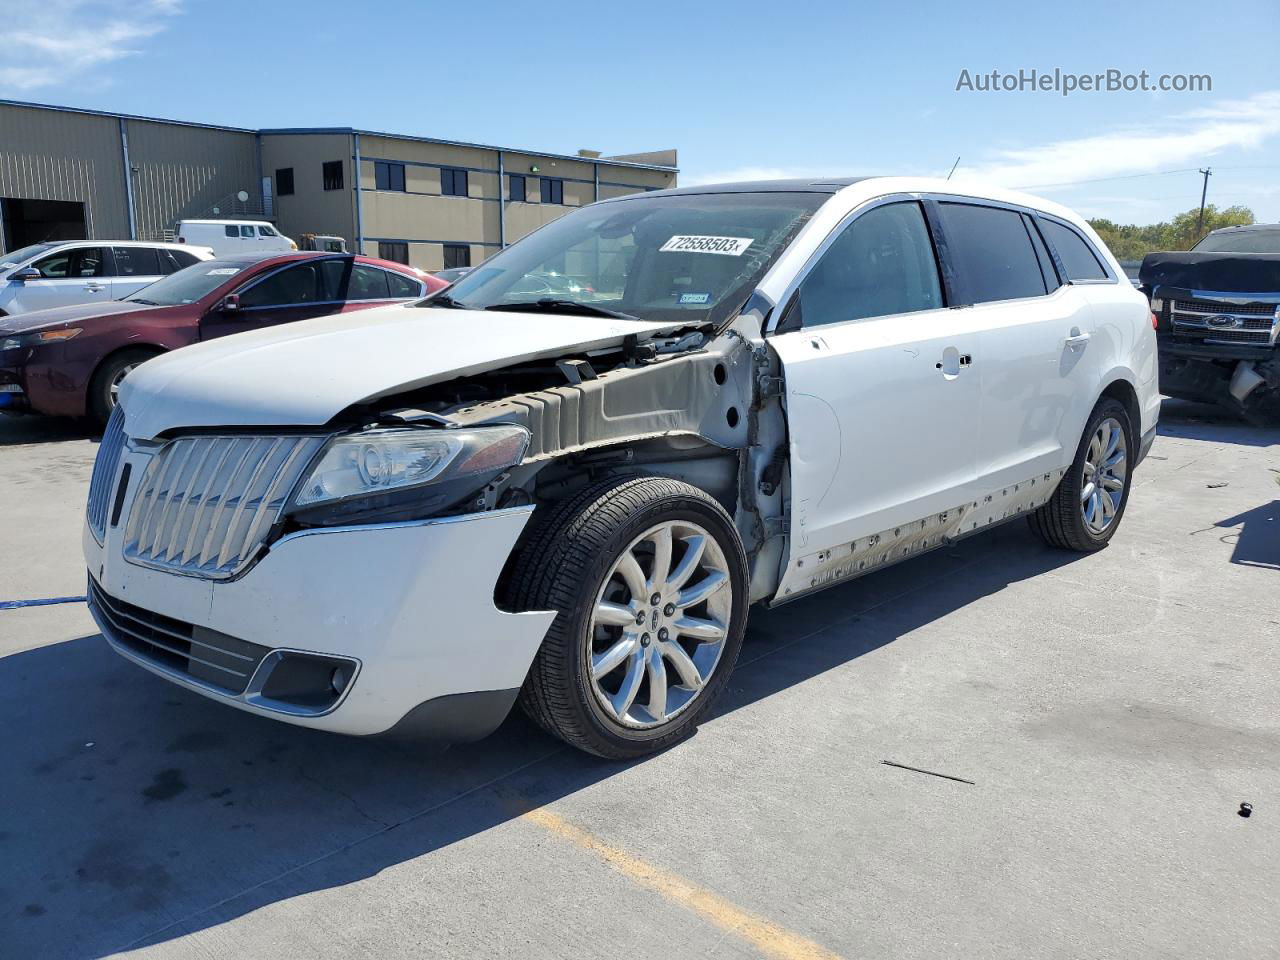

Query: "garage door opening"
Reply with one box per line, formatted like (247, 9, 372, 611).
(1, 198, 87, 253)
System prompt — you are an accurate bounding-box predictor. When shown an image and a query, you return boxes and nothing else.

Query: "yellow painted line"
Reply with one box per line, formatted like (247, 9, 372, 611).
(523, 807, 844, 960)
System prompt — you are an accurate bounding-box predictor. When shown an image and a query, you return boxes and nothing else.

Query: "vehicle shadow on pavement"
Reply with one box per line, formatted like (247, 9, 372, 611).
(0, 414, 97, 447)
(1202, 500, 1280, 569)
(0, 522, 1083, 958)
(1157, 398, 1280, 448)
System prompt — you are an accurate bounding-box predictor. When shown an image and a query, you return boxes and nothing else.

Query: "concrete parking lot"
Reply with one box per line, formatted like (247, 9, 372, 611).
(2, 401, 1277, 959)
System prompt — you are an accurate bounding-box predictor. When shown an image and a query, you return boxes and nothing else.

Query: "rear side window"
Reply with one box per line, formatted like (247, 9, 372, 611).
(171, 250, 200, 268)
(224, 225, 239, 238)
(1039, 219, 1109, 281)
(240, 226, 256, 238)
(113, 246, 162, 276)
(938, 203, 1047, 303)
(791, 202, 942, 328)
(348, 264, 391, 300)
(386, 270, 422, 298)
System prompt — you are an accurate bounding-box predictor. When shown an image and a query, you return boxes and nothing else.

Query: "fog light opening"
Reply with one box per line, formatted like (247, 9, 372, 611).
(330, 666, 350, 696)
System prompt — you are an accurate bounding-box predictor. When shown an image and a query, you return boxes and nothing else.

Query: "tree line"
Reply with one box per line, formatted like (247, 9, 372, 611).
(1087, 204, 1255, 262)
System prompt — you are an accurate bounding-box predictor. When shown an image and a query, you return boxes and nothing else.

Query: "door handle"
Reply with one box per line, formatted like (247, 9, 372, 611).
(84, 283, 104, 292)
(1064, 328, 1090, 348)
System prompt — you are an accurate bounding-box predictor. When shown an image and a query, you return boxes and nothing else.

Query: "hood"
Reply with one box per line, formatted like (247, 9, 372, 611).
(119, 304, 683, 439)
(1139, 251, 1280, 294)
(0, 299, 155, 335)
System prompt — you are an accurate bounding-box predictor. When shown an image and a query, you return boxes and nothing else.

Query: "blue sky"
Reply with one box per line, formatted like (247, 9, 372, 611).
(4, 0, 1279, 223)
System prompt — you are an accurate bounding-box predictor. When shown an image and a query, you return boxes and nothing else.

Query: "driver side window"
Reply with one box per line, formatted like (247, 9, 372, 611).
(33, 247, 106, 279)
(238, 264, 321, 309)
(791, 202, 942, 328)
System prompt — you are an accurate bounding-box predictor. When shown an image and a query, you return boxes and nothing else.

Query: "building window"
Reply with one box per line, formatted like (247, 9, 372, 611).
(322, 160, 344, 191)
(441, 167, 469, 197)
(276, 167, 294, 196)
(378, 241, 410, 265)
(508, 174, 526, 202)
(443, 244, 471, 269)
(375, 161, 406, 192)
(540, 177, 564, 205)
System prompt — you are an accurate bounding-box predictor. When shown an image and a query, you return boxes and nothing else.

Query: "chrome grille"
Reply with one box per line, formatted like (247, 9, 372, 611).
(86, 406, 127, 541)
(1170, 298, 1279, 346)
(1174, 298, 1276, 316)
(123, 433, 326, 579)
(89, 577, 270, 694)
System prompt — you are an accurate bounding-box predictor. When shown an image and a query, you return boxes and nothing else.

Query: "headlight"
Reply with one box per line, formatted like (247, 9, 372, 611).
(288, 424, 530, 524)
(0, 328, 82, 351)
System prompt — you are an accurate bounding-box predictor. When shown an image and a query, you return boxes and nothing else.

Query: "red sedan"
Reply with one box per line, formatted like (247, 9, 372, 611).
(0, 252, 445, 424)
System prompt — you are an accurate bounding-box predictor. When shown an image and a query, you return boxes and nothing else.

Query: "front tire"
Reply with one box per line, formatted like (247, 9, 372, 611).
(88, 348, 157, 427)
(1029, 397, 1134, 552)
(505, 475, 749, 759)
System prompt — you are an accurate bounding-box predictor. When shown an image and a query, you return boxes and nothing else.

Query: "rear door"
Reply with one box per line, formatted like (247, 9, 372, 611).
(17, 246, 110, 312)
(769, 200, 983, 593)
(934, 201, 1101, 490)
(110, 246, 165, 299)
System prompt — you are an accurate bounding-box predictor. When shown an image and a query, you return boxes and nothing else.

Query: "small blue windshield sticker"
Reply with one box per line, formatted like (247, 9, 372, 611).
(679, 292, 711, 304)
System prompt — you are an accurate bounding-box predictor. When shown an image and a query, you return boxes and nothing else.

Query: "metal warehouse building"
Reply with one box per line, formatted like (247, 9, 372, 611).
(0, 100, 677, 271)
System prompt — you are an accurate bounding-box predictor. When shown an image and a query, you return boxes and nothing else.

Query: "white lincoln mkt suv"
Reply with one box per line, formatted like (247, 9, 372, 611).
(84, 178, 1159, 758)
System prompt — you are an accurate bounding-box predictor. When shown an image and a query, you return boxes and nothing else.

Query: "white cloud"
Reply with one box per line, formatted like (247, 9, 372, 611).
(956, 90, 1280, 190)
(0, 0, 181, 92)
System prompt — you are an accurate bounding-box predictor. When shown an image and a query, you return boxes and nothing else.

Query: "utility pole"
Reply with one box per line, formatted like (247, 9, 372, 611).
(1196, 167, 1212, 239)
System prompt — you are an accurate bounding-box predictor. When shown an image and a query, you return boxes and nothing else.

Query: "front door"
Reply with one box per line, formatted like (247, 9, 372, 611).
(199, 259, 347, 340)
(17, 246, 110, 312)
(769, 201, 983, 598)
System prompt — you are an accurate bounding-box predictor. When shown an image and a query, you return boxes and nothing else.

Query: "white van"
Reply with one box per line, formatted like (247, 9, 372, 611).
(176, 220, 296, 257)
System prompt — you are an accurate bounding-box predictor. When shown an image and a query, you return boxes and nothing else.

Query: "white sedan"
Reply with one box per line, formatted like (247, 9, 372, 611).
(83, 176, 1159, 758)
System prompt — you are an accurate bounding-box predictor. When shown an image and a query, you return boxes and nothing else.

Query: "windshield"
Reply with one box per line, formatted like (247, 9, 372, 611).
(124, 260, 247, 306)
(0, 243, 55, 269)
(431, 192, 826, 325)
(1193, 229, 1280, 253)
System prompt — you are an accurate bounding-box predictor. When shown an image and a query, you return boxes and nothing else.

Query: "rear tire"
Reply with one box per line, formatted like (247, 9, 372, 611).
(1028, 397, 1134, 552)
(504, 475, 749, 759)
(88, 348, 158, 427)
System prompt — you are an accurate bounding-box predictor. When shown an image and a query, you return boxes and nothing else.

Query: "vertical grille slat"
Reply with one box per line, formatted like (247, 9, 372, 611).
(86, 407, 127, 540)
(123, 433, 325, 580)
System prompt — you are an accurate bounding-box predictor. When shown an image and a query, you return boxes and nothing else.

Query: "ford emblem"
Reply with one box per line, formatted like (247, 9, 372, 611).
(1204, 314, 1240, 329)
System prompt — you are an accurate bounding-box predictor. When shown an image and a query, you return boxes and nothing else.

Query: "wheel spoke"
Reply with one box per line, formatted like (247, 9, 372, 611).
(1100, 490, 1117, 520)
(659, 640, 703, 690)
(645, 647, 668, 721)
(1101, 474, 1124, 491)
(667, 534, 706, 590)
(1080, 480, 1096, 503)
(609, 649, 645, 717)
(594, 600, 636, 627)
(674, 614, 725, 642)
(614, 550, 648, 603)
(1104, 449, 1126, 470)
(677, 569, 728, 609)
(1103, 423, 1120, 459)
(647, 525, 673, 593)
(1086, 492, 1100, 528)
(592, 635, 638, 678)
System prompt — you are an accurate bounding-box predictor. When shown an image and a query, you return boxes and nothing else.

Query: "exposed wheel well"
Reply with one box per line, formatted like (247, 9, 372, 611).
(1100, 378, 1141, 440)
(90, 344, 166, 383)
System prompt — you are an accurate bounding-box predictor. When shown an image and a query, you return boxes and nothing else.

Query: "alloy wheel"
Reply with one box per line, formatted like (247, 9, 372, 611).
(1081, 416, 1127, 535)
(587, 520, 732, 729)
(108, 363, 140, 407)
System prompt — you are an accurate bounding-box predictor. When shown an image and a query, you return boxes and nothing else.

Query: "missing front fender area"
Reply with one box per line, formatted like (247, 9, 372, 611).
(441, 337, 756, 461)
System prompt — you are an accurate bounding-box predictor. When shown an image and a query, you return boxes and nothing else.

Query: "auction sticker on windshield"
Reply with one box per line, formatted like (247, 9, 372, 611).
(659, 235, 754, 256)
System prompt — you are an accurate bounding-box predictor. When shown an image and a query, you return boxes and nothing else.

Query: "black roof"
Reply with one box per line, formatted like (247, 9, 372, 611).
(1206, 223, 1280, 233)
(600, 177, 871, 202)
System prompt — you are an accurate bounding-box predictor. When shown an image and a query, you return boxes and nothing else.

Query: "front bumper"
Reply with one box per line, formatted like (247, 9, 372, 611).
(85, 504, 556, 738)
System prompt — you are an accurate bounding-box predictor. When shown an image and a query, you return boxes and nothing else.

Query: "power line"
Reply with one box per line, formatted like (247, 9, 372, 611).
(1016, 168, 1200, 190)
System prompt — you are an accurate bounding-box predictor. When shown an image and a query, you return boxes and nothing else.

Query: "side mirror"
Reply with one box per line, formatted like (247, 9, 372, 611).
(10, 267, 41, 283)
(219, 294, 241, 313)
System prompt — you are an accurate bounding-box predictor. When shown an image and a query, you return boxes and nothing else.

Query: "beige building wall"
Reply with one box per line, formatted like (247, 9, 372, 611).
(0, 102, 131, 243)
(260, 132, 356, 244)
(354, 136, 677, 266)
